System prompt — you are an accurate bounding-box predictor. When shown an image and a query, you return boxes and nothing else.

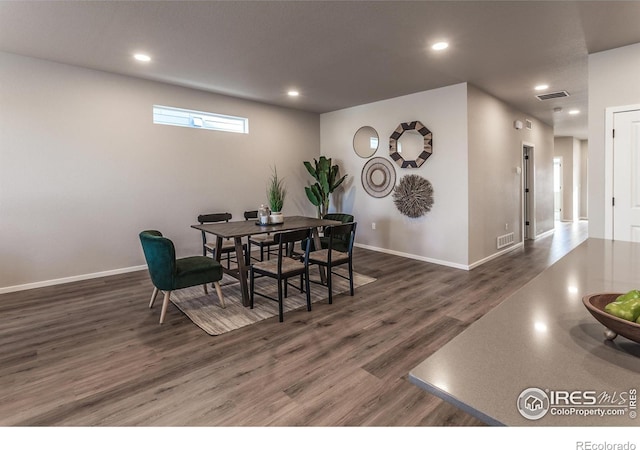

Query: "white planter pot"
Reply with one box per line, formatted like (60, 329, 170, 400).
(269, 212, 284, 224)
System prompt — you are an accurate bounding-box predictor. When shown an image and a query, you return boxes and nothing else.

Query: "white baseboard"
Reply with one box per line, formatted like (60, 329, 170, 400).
(355, 241, 525, 271)
(0, 265, 147, 295)
(535, 228, 555, 239)
(467, 242, 524, 270)
(354, 243, 470, 270)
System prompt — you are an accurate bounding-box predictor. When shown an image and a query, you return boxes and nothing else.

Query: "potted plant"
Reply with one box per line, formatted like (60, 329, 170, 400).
(303, 156, 347, 218)
(267, 166, 286, 224)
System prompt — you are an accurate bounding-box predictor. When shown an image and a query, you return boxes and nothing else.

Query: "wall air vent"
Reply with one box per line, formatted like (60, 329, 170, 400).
(525, 119, 533, 130)
(497, 232, 515, 249)
(535, 91, 569, 101)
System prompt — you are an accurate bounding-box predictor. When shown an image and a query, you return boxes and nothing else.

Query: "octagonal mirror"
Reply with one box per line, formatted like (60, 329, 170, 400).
(389, 121, 433, 168)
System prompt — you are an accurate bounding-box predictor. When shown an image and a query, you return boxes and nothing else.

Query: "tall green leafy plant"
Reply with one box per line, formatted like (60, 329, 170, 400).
(304, 156, 347, 218)
(267, 166, 286, 212)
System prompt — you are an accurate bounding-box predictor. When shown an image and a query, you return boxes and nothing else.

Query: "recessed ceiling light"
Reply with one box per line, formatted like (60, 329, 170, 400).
(134, 53, 151, 62)
(432, 41, 449, 51)
(534, 84, 549, 91)
(569, 109, 580, 115)
(287, 90, 299, 97)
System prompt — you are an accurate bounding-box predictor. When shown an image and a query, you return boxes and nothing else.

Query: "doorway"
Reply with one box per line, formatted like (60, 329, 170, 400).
(523, 144, 534, 239)
(553, 157, 563, 222)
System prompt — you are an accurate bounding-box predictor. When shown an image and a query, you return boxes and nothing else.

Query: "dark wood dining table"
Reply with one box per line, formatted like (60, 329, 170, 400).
(191, 215, 340, 307)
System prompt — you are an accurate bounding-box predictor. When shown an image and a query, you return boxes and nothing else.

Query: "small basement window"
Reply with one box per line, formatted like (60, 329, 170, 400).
(153, 105, 248, 134)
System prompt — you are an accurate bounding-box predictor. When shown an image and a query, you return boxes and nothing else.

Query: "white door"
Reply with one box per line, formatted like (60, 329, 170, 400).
(613, 109, 640, 241)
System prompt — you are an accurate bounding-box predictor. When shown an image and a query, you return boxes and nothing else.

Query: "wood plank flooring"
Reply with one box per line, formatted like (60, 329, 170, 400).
(0, 221, 588, 426)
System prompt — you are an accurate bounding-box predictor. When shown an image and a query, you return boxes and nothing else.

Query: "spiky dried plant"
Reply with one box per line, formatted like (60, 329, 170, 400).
(392, 175, 434, 218)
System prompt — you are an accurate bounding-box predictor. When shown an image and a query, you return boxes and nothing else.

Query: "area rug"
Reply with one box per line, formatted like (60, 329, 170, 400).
(170, 268, 376, 335)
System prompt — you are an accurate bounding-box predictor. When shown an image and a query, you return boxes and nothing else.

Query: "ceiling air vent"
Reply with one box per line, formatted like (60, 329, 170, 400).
(535, 90, 570, 101)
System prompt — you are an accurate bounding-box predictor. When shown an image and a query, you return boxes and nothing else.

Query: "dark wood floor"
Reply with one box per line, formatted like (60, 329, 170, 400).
(0, 221, 588, 426)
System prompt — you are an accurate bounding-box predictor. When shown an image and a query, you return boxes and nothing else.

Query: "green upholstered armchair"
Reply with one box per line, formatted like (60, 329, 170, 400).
(139, 230, 225, 324)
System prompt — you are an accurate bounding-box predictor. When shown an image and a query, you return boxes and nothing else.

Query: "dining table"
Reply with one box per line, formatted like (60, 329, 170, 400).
(191, 215, 340, 307)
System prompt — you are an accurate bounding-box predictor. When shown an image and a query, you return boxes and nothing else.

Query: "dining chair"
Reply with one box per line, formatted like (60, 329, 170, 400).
(244, 210, 277, 262)
(198, 212, 248, 268)
(302, 212, 355, 253)
(139, 230, 225, 324)
(308, 222, 357, 305)
(250, 228, 313, 322)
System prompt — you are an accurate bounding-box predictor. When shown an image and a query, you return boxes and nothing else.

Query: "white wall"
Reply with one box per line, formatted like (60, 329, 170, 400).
(467, 86, 554, 264)
(320, 84, 469, 268)
(579, 140, 588, 219)
(588, 42, 640, 238)
(320, 82, 554, 268)
(0, 52, 320, 290)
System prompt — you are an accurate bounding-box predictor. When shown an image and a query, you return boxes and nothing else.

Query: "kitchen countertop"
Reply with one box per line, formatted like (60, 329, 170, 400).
(409, 238, 640, 426)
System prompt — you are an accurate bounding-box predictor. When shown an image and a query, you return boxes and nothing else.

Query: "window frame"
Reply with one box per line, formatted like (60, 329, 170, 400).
(152, 105, 249, 134)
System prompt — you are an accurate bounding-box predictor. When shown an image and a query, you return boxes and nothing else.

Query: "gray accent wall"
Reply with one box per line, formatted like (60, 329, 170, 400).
(467, 85, 554, 265)
(0, 52, 319, 290)
(321, 83, 554, 269)
(320, 84, 470, 268)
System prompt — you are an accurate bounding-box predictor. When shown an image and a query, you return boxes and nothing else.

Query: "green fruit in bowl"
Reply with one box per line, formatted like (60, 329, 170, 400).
(605, 290, 640, 322)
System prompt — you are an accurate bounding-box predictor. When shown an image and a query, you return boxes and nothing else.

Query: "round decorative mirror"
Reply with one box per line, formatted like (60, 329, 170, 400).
(389, 121, 433, 168)
(361, 157, 396, 198)
(353, 126, 379, 158)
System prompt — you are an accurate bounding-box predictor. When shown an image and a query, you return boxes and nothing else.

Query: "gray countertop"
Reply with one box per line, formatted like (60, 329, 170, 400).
(409, 238, 640, 426)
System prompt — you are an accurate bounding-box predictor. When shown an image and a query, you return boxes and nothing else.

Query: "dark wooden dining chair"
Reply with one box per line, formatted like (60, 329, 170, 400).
(139, 230, 225, 324)
(250, 228, 313, 322)
(301, 212, 355, 253)
(197, 212, 248, 269)
(308, 222, 357, 305)
(244, 210, 277, 262)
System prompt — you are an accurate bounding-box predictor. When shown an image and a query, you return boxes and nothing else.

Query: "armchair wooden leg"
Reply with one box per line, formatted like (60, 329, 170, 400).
(214, 281, 225, 308)
(203, 283, 208, 295)
(149, 287, 159, 308)
(159, 290, 171, 324)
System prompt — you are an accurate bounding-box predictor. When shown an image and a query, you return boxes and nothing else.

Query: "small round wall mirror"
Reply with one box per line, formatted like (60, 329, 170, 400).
(353, 126, 379, 158)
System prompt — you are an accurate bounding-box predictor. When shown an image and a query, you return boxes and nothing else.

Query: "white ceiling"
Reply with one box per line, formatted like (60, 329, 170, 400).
(2, 1, 640, 140)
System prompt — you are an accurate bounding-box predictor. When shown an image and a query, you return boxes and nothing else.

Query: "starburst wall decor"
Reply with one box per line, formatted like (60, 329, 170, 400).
(392, 174, 434, 218)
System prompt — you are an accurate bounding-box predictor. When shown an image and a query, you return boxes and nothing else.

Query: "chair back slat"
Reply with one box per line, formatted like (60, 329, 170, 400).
(139, 230, 176, 291)
(244, 210, 258, 220)
(198, 212, 232, 224)
(274, 228, 312, 245)
(323, 213, 354, 224)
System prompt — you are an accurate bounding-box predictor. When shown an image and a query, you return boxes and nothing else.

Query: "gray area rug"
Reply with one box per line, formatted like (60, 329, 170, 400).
(170, 268, 376, 335)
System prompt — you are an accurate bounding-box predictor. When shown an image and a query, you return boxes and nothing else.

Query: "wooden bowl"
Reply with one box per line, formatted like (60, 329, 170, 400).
(582, 293, 640, 344)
